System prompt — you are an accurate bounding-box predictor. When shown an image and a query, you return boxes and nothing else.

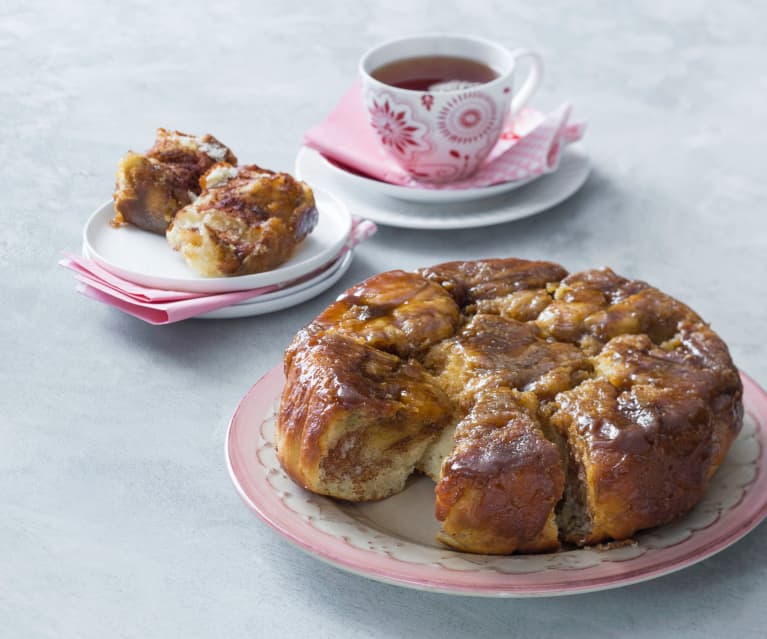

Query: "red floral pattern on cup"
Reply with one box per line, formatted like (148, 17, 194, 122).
(367, 92, 430, 160)
(359, 39, 544, 182)
(437, 92, 499, 145)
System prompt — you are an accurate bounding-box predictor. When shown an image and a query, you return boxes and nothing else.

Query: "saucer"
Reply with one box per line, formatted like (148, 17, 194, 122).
(83, 188, 352, 294)
(295, 143, 590, 230)
(308, 147, 539, 204)
(197, 250, 353, 319)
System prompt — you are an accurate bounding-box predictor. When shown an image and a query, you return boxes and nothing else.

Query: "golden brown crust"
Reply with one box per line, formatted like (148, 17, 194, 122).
(417, 258, 568, 305)
(536, 268, 701, 347)
(112, 128, 237, 234)
(425, 313, 591, 407)
(436, 388, 563, 553)
(112, 152, 194, 234)
(166, 164, 318, 276)
(551, 378, 714, 544)
(308, 270, 461, 357)
(277, 330, 451, 501)
(276, 258, 743, 554)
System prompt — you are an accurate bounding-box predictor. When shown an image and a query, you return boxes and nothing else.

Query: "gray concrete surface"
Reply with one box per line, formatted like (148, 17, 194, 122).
(2, 1, 766, 637)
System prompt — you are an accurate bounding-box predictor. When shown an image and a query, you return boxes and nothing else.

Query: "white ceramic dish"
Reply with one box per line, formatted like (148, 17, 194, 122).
(295, 143, 590, 229)
(308, 147, 539, 203)
(228, 250, 350, 307)
(83, 189, 352, 293)
(227, 368, 767, 596)
(197, 250, 353, 319)
(80, 240, 347, 307)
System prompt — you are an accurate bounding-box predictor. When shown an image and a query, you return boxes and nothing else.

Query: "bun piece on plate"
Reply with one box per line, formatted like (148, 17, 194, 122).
(112, 128, 237, 234)
(166, 164, 318, 277)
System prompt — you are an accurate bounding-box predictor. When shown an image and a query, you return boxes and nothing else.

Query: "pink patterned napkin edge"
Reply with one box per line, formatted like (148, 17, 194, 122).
(62, 217, 377, 324)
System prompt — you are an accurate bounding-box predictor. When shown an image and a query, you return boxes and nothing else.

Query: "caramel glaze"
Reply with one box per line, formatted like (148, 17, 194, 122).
(436, 388, 564, 553)
(197, 164, 317, 239)
(276, 259, 743, 554)
(417, 258, 567, 305)
(308, 270, 461, 358)
(278, 329, 450, 500)
(426, 314, 591, 404)
(551, 378, 715, 544)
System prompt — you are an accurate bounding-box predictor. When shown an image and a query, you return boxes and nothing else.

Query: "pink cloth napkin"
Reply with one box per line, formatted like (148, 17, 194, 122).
(304, 82, 586, 190)
(60, 218, 377, 325)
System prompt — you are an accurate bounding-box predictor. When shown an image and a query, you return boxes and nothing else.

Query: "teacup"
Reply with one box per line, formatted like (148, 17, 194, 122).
(359, 34, 543, 183)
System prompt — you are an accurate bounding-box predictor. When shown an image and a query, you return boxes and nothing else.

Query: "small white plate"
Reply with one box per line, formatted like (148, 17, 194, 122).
(305, 147, 539, 204)
(296, 143, 590, 230)
(197, 250, 353, 319)
(79, 237, 345, 306)
(83, 188, 352, 293)
(229, 249, 350, 306)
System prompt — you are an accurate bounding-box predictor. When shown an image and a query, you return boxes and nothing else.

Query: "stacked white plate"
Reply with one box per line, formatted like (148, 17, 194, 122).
(295, 144, 591, 230)
(81, 189, 354, 319)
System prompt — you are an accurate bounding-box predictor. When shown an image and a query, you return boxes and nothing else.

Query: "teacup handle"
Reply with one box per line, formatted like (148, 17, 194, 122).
(509, 49, 544, 116)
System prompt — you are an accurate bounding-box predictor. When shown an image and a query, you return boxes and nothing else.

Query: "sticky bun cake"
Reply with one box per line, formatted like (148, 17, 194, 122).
(112, 128, 237, 234)
(275, 258, 743, 554)
(166, 163, 318, 276)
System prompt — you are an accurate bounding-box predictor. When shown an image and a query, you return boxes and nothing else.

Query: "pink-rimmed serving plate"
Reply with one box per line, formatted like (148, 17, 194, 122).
(226, 366, 767, 597)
